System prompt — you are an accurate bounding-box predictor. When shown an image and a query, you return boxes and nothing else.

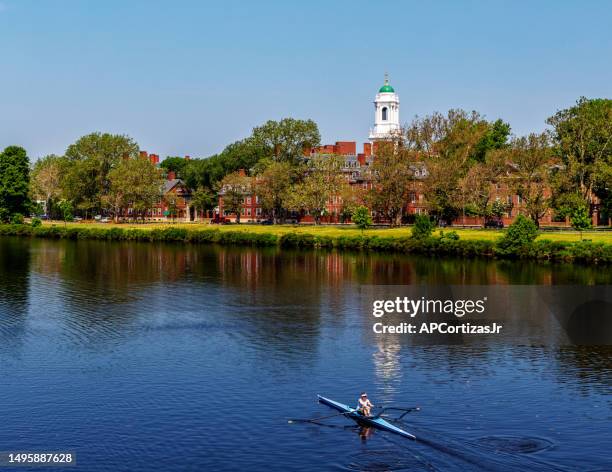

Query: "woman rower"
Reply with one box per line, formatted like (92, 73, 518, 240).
(357, 392, 374, 417)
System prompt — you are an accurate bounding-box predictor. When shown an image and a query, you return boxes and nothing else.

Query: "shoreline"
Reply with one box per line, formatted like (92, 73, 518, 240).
(1, 223, 610, 265)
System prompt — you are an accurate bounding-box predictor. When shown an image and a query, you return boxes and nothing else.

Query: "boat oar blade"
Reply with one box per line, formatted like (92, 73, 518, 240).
(288, 411, 350, 424)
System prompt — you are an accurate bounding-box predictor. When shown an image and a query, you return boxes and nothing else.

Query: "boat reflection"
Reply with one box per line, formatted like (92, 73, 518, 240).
(359, 426, 375, 441)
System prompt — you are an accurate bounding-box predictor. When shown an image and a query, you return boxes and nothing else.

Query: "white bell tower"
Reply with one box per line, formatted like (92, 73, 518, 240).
(368, 73, 400, 141)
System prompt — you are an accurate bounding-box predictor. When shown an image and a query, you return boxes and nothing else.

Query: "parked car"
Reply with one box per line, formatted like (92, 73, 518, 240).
(210, 216, 229, 224)
(484, 219, 504, 229)
(74, 216, 83, 222)
(260, 219, 274, 225)
(100, 217, 110, 223)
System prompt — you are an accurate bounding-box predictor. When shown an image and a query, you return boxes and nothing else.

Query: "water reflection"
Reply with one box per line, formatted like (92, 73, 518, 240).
(0, 237, 610, 471)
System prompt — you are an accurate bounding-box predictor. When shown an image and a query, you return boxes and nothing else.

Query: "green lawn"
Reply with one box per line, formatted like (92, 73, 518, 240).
(43, 221, 612, 244)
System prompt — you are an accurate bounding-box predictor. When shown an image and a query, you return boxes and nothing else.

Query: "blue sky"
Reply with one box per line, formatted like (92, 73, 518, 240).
(1, 0, 611, 160)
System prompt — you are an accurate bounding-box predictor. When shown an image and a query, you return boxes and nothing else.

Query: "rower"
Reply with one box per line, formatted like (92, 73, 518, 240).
(357, 392, 374, 417)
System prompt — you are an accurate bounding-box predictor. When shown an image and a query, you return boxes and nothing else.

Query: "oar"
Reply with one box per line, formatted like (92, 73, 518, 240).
(288, 411, 351, 424)
(371, 406, 420, 419)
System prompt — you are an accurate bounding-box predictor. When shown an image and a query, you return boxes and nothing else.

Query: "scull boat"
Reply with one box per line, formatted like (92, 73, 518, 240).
(317, 395, 416, 440)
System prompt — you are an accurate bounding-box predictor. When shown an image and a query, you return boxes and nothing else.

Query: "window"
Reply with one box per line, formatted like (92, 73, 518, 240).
(256, 208, 262, 216)
(247, 208, 251, 216)
(246, 196, 251, 204)
(382, 107, 388, 121)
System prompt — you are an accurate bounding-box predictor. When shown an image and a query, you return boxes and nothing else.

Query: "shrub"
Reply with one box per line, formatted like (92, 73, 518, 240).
(496, 215, 538, 255)
(352, 206, 373, 230)
(31, 217, 42, 228)
(10, 214, 24, 225)
(439, 230, 460, 241)
(412, 215, 433, 240)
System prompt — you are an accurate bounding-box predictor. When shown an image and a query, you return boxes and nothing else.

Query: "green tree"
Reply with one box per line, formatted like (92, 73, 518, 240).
(31, 154, 65, 216)
(254, 160, 296, 222)
(190, 187, 216, 221)
(160, 157, 188, 177)
(366, 141, 415, 226)
(570, 206, 592, 239)
(410, 110, 494, 224)
(285, 155, 344, 225)
(63, 132, 139, 214)
(183, 138, 268, 191)
(0, 146, 31, 222)
(219, 171, 251, 223)
(459, 149, 507, 222)
(471, 119, 511, 163)
(509, 133, 553, 227)
(106, 156, 163, 222)
(352, 205, 372, 230)
(547, 97, 612, 208)
(251, 118, 321, 164)
(57, 200, 74, 226)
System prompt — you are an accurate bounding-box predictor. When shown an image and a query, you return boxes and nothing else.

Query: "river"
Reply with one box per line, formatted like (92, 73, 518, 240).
(0, 237, 610, 471)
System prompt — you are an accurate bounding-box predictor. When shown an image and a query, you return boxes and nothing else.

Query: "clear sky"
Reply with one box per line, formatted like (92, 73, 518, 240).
(1, 0, 611, 160)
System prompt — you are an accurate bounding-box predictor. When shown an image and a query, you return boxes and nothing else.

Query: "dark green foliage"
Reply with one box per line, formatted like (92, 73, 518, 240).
(31, 217, 42, 228)
(0, 146, 31, 222)
(472, 119, 511, 163)
(159, 157, 189, 177)
(10, 214, 24, 225)
(412, 215, 434, 239)
(439, 230, 460, 241)
(496, 215, 539, 255)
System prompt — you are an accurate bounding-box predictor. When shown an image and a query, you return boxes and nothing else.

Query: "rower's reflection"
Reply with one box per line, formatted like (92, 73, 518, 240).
(359, 426, 375, 441)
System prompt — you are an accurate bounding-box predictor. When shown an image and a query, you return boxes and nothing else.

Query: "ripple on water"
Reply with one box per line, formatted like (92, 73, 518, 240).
(477, 436, 555, 454)
(345, 450, 434, 472)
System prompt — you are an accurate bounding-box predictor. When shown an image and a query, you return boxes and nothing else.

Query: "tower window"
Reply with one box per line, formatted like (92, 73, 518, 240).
(382, 107, 388, 121)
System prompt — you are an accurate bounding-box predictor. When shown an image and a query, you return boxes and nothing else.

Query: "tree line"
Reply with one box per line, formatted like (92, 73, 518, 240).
(0, 97, 610, 227)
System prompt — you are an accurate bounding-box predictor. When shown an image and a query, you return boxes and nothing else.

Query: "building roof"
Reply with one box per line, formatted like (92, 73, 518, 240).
(163, 178, 186, 194)
(379, 74, 395, 93)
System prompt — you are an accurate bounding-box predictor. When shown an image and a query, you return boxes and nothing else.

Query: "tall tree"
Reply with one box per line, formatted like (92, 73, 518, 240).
(160, 156, 189, 177)
(64, 132, 139, 213)
(366, 141, 415, 226)
(30, 154, 64, 215)
(251, 118, 321, 163)
(547, 97, 612, 210)
(254, 159, 296, 222)
(105, 156, 163, 222)
(509, 133, 554, 226)
(0, 146, 31, 222)
(409, 110, 498, 223)
(285, 155, 344, 224)
(190, 187, 216, 221)
(219, 171, 252, 223)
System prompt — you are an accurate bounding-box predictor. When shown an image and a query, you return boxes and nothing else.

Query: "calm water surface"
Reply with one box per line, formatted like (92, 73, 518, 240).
(0, 237, 610, 471)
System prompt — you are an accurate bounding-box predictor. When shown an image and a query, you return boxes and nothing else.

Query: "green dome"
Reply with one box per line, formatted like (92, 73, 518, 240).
(379, 84, 395, 93)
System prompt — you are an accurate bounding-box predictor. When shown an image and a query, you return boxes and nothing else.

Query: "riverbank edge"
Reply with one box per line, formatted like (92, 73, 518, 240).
(1, 224, 610, 264)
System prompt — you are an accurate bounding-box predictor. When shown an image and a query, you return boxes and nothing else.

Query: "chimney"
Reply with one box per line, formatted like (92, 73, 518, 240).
(363, 143, 372, 157)
(167, 171, 176, 180)
(357, 153, 366, 166)
(139, 151, 148, 159)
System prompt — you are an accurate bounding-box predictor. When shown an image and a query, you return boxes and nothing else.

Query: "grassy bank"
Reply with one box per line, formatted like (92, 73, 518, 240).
(40, 221, 612, 243)
(1, 223, 611, 264)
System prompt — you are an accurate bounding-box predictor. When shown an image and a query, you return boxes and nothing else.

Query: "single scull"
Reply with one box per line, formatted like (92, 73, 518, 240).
(317, 395, 416, 440)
